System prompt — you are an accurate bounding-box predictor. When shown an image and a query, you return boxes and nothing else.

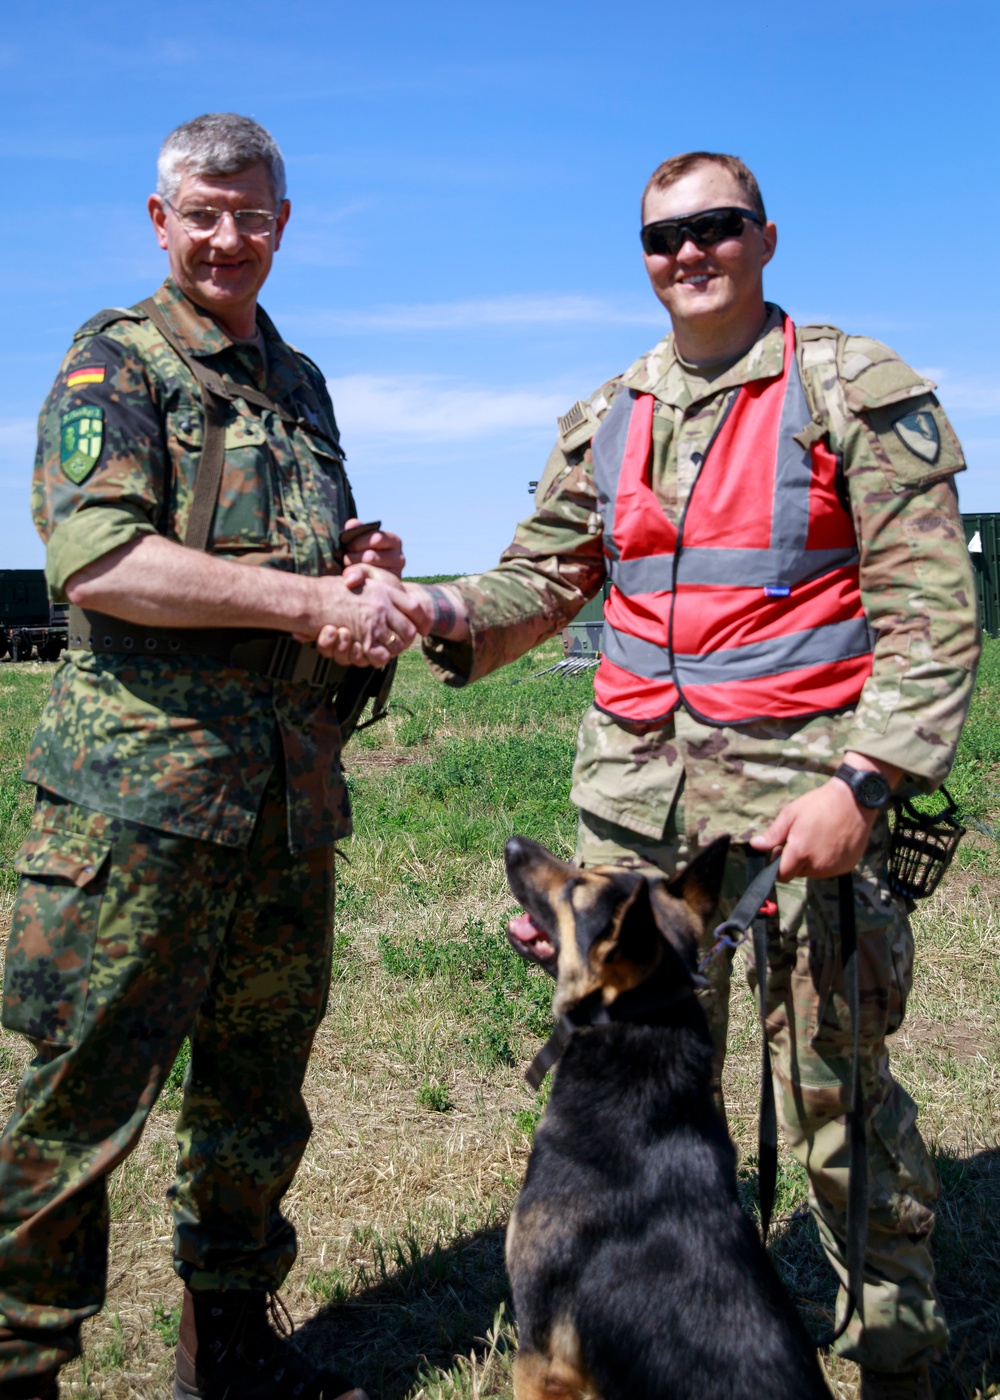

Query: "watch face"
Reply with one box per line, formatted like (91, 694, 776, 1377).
(857, 771, 890, 808)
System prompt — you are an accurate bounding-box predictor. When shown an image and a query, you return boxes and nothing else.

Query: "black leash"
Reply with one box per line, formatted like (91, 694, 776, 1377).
(831, 869, 868, 1345)
(730, 860, 867, 1341)
(734, 860, 866, 1340)
(744, 851, 780, 1244)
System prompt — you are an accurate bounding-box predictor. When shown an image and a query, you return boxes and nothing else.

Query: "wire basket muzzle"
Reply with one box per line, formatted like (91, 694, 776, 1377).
(887, 788, 965, 900)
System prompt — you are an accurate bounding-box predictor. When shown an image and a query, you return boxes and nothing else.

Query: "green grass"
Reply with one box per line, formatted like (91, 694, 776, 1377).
(0, 666, 56, 902)
(0, 640, 998, 1399)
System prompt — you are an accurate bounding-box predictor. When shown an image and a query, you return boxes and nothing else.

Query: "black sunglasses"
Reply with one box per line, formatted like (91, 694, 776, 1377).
(640, 206, 764, 257)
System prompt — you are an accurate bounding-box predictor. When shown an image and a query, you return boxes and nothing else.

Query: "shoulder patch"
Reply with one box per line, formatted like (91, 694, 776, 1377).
(72, 305, 146, 342)
(556, 381, 618, 453)
(837, 335, 934, 413)
(61, 406, 104, 483)
(558, 400, 588, 437)
(557, 400, 600, 453)
(66, 365, 106, 388)
(892, 410, 940, 464)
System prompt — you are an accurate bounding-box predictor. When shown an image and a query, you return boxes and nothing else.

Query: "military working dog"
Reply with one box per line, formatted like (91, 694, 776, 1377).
(503, 834, 831, 1400)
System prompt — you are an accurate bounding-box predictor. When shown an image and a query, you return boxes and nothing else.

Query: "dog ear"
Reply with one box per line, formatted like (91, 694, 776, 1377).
(583, 872, 659, 969)
(667, 836, 730, 924)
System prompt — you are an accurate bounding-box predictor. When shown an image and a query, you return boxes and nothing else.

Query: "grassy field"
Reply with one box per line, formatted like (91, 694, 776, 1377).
(0, 642, 997, 1399)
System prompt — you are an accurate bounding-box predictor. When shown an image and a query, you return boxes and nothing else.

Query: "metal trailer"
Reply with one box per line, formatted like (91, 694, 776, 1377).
(0, 570, 68, 662)
(962, 513, 1000, 638)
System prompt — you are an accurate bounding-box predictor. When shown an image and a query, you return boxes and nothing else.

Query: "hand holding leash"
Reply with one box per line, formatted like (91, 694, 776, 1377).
(750, 752, 901, 880)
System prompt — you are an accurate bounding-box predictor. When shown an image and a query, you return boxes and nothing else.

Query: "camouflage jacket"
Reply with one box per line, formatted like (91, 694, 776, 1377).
(424, 306, 981, 843)
(27, 278, 356, 852)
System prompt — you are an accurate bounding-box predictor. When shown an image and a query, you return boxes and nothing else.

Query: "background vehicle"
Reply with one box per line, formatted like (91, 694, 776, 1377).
(0, 570, 67, 662)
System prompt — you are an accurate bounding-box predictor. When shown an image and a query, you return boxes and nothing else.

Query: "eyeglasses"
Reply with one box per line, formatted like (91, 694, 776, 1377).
(640, 206, 764, 257)
(165, 201, 278, 235)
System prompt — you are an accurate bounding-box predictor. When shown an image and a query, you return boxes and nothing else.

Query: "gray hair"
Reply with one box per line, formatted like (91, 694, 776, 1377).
(157, 113, 287, 206)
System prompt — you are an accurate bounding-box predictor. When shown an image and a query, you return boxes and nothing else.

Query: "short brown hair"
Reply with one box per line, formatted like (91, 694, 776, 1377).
(641, 152, 765, 222)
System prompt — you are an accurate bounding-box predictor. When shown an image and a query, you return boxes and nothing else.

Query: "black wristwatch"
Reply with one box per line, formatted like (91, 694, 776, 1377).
(834, 763, 892, 811)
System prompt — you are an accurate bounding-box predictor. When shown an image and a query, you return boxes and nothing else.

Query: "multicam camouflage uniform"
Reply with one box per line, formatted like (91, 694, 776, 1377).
(0, 278, 355, 1382)
(423, 305, 980, 1372)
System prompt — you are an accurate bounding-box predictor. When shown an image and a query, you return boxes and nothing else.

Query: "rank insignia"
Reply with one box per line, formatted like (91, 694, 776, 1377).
(61, 406, 104, 483)
(892, 410, 940, 464)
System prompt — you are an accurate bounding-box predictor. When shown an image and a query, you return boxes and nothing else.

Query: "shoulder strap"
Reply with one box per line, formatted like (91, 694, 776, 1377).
(137, 297, 297, 424)
(795, 326, 851, 443)
(138, 297, 232, 551)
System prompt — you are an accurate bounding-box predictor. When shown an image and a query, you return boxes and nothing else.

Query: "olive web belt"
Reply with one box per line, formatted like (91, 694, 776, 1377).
(66, 606, 344, 689)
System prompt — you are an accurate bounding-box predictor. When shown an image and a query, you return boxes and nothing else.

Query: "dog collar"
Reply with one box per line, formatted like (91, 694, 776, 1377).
(524, 982, 696, 1090)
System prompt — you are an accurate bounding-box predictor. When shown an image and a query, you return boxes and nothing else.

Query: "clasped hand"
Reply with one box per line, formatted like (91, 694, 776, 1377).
(293, 521, 426, 668)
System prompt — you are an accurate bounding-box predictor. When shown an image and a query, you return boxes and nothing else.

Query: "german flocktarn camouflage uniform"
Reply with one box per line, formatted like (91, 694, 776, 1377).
(423, 305, 981, 1373)
(0, 278, 355, 1380)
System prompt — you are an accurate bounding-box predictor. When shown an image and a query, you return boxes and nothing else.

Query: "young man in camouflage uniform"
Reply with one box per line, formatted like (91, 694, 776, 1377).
(0, 114, 419, 1400)
(398, 154, 980, 1398)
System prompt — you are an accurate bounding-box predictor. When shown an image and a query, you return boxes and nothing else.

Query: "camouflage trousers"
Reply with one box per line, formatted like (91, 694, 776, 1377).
(576, 804, 948, 1375)
(0, 772, 335, 1383)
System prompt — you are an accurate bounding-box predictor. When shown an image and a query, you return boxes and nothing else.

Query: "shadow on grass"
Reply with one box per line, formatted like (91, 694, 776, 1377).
(295, 1223, 511, 1400)
(295, 1144, 1000, 1399)
(931, 1145, 1000, 1398)
(762, 1144, 999, 1398)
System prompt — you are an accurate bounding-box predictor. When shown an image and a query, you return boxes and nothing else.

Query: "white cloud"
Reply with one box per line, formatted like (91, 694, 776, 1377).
(328, 374, 564, 441)
(297, 293, 664, 334)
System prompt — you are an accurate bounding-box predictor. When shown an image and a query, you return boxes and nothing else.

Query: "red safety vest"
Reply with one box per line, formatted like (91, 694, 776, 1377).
(591, 317, 874, 728)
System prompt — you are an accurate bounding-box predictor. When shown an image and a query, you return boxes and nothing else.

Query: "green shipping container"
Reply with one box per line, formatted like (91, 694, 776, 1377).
(962, 513, 1000, 637)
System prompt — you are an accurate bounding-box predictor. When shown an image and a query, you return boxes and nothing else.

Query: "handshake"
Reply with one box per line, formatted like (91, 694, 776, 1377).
(296, 520, 467, 669)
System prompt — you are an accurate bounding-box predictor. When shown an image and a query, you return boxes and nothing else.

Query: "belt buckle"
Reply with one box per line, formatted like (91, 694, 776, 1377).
(266, 636, 334, 688)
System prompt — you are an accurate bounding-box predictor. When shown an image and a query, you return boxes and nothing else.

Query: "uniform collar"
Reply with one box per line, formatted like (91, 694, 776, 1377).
(150, 277, 276, 360)
(620, 303, 787, 410)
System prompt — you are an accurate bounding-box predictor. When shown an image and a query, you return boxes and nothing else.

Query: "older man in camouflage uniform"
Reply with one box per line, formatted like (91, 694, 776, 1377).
(400, 153, 980, 1398)
(0, 114, 418, 1400)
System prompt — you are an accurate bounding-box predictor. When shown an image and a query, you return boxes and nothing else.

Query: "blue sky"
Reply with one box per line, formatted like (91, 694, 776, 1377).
(2, 0, 996, 575)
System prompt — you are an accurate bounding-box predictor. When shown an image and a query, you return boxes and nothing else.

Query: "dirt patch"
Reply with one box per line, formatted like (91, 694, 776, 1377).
(345, 750, 419, 773)
(895, 1016, 993, 1062)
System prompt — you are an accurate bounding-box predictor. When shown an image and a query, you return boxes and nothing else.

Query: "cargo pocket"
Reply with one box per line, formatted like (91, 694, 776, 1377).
(214, 415, 273, 548)
(173, 408, 274, 550)
(2, 830, 112, 1045)
(300, 431, 350, 531)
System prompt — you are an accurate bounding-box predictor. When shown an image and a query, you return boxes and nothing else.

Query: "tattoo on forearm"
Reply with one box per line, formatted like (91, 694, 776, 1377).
(425, 585, 457, 637)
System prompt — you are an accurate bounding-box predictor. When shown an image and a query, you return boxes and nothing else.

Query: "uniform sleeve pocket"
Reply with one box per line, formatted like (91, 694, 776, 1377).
(3, 832, 111, 1044)
(14, 830, 111, 886)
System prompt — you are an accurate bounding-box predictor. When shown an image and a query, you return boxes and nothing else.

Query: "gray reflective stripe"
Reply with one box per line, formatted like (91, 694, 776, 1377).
(676, 545, 857, 588)
(604, 616, 873, 685)
(612, 544, 857, 592)
(608, 555, 675, 594)
(770, 349, 814, 551)
(602, 623, 674, 680)
(592, 389, 636, 562)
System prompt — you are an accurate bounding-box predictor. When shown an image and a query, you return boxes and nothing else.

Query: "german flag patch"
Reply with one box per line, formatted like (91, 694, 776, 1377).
(66, 365, 106, 388)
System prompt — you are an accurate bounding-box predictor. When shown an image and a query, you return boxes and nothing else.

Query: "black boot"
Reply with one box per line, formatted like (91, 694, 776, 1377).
(172, 1289, 367, 1400)
(0, 1376, 59, 1400)
(860, 1364, 934, 1400)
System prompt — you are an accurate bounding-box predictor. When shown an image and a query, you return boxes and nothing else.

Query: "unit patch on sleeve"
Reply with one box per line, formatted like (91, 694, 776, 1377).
(61, 406, 104, 483)
(892, 409, 940, 464)
(66, 365, 107, 389)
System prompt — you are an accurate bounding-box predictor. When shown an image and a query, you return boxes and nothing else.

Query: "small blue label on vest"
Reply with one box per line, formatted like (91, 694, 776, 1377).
(764, 585, 791, 598)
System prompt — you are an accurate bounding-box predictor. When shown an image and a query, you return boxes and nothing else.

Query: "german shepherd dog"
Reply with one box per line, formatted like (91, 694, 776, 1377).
(503, 834, 831, 1400)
